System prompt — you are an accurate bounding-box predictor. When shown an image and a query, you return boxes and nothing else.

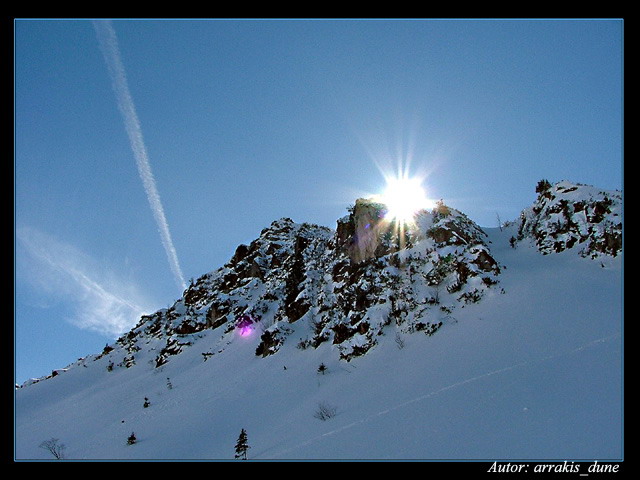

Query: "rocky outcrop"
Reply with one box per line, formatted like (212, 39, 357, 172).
(108, 199, 502, 366)
(338, 199, 389, 264)
(515, 180, 622, 258)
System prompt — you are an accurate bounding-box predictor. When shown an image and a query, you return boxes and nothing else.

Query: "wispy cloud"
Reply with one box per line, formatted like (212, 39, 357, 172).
(16, 227, 155, 337)
(93, 19, 186, 292)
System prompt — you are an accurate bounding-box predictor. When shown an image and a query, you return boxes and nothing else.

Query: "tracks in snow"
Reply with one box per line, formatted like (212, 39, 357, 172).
(267, 332, 620, 459)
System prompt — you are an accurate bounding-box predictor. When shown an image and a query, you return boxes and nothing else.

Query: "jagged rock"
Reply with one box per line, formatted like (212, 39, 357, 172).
(154, 337, 182, 368)
(332, 323, 357, 344)
(283, 235, 311, 322)
(175, 319, 205, 335)
(100, 198, 502, 366)
(472, 249, 500, 273)
(230, 244, 250, 265)
(255, 327, 290, 357)
(516, 180, 622, 258)
(346, 199, 388, 263)
(205, 304, 227, 330)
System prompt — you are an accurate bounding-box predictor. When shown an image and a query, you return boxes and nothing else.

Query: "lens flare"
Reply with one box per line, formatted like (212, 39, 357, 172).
(235, 315, 255, 337)
(239, 325, 253, 337)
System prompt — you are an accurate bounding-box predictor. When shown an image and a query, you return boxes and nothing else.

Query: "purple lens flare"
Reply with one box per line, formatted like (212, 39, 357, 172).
(235, 315, 255, 336)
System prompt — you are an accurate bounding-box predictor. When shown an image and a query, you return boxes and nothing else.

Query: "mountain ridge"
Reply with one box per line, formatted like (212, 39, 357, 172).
(15, 179, 623, 461)
(17, 179, 622, 388)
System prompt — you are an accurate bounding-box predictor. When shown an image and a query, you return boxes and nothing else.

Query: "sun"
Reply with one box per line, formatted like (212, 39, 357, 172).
(378, 175, 434, 225)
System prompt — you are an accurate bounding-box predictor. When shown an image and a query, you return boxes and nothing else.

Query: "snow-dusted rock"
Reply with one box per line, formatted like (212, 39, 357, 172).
(515, 180, 622, 258)
(94, 198, 503, 366)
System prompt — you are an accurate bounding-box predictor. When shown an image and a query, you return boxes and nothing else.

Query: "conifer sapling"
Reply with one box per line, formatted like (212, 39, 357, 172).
(234, 428, 250, 460)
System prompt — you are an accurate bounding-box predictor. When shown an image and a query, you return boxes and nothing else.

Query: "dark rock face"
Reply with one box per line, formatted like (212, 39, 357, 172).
(255, 328, 289, 357)
(175, 319, 205, 335)
(516, 181, 622, 258)
(473, 250, 500, 273)
(343, 199, 389, 264)
(283, 235, 311, 322)
(230, 244, 250, 265)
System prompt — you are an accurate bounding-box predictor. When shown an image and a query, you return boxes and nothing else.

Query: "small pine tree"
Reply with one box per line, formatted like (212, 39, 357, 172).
(127, 432, 137, 445)
(143, 397, 150, 408)
(317, 363, 327, 375)
(234, 428, 250, 460)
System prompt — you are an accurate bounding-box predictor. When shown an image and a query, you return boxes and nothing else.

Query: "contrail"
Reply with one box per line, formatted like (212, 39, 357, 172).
(93, 20, 186, 292)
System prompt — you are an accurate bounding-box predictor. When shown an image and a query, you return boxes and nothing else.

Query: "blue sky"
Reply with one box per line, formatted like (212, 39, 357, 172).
(14, 18, 623, 384)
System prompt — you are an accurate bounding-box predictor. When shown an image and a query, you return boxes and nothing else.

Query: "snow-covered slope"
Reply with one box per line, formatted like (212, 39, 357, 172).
(14, 184, 623, 461)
